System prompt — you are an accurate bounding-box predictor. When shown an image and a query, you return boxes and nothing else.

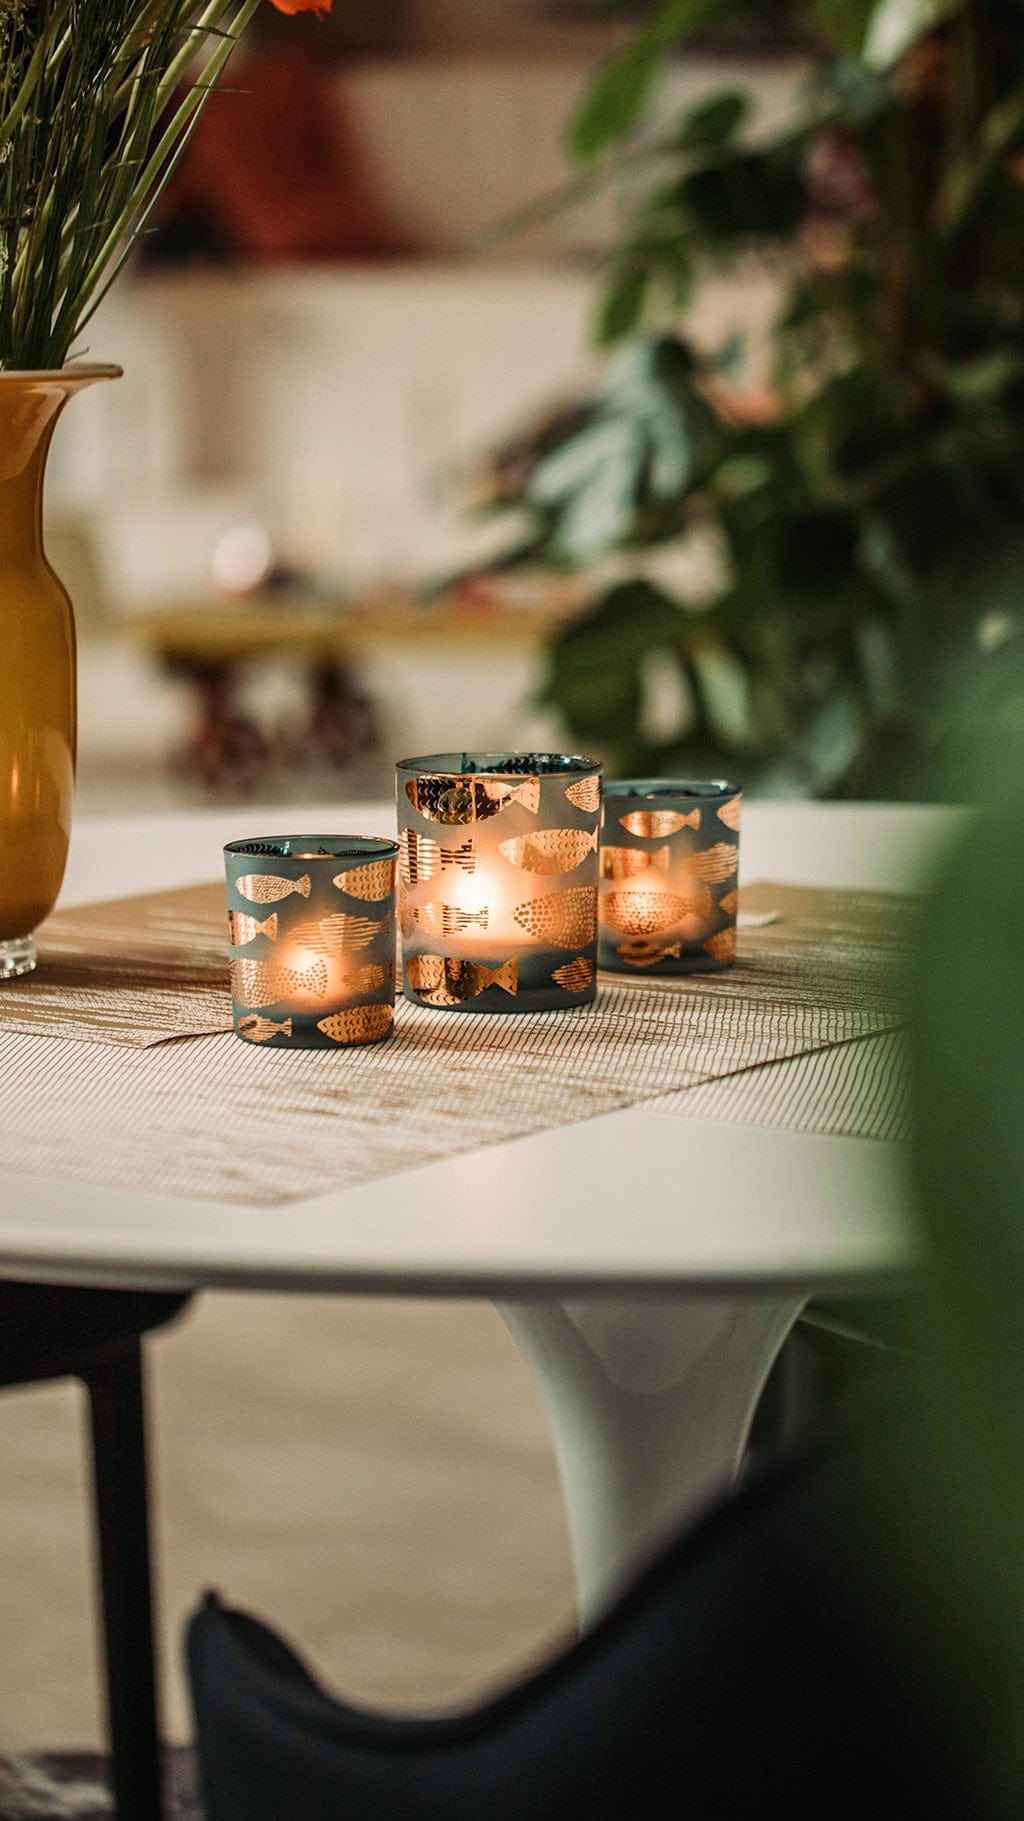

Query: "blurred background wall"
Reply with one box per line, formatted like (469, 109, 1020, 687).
(53, 3, 801, 810)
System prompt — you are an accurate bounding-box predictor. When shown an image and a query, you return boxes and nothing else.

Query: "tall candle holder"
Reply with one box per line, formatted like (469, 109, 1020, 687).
(397, 752, 602, 1012)
(225, 836, 397, 1048)
(598, 779, 741, 974)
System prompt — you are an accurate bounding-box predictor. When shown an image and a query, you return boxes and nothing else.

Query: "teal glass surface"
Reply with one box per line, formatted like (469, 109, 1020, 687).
(397, 752, 602, 1013)
(599, 779, 741, 975)
(224, 835, 397, 1048)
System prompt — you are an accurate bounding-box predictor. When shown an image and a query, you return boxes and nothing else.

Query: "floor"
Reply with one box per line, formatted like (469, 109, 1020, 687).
(0, 1294, 575, 1753)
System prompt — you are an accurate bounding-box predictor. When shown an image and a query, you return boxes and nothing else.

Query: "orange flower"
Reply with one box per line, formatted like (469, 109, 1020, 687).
(267, 0, 332, 13)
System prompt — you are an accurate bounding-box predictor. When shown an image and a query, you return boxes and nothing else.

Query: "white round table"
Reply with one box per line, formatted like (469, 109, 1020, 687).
(0, 801, 955, 1615)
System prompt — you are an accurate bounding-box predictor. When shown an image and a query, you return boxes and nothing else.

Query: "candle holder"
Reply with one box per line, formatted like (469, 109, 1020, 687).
(598, 779, 741, 974)
(397, 752, 602, 1012)
(224, 836, 397, 1048)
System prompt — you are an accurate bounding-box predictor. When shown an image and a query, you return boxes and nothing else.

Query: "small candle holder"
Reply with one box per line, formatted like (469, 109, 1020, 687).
(598, 779, 741, 974)
(224, 836, 397, 1048)
(397, 752, 602, 1012)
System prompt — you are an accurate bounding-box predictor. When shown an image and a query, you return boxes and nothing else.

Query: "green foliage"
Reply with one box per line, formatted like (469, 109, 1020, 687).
(909, 757, 1024, 1792)
(0, 0, 265, 370)
(482, 0, 1024, 798)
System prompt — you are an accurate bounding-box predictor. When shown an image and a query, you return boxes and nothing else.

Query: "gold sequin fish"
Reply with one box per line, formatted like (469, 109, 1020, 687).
(231, 957, 329, 1009)
(405, 775, 540, 825)
(413, 902, 489, 938)
(601, 888, 711, 938)
(551, 956, 594, 992)
(236, 1014, 293, 1043)
(617, 808, 700, 838)
(513, 885, 596, 949)
(716, 795, 742, 832)
(405, 954, 518, 1005)
(615, 940, 684, 968)
(600, 845, 670, 882)
(335, 858, 394, 902)
(689, 843, 738, 884)
(499, 828, 598, 875)
(291, 913, 386, 955)
(234, 873, 311, 904)
(399, 830, 476, 886)
(317, 1004, 394, 1044)
(228, 910, 278, 947)
(564, 776, 601, 814)
(703, 927, 737, 962)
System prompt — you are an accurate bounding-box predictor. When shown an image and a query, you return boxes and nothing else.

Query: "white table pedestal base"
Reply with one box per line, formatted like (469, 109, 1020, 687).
(499, 1292, 805, 1623)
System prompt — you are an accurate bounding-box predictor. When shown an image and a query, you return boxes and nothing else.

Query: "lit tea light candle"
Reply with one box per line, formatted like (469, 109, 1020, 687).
(224, 835, 398, 1047)
(397, 752, 602, 1011)
(598, 779, 741, 974)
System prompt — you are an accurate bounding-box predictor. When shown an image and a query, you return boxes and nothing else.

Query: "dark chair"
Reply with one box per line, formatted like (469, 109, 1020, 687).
(188, 1413, 980, 1821)
(0, 1282, 191, 1821)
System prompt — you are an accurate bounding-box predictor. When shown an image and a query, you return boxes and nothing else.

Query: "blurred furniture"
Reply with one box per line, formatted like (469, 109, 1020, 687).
(126, 594, 569, 791)
(151, 53, 407, 266)
(188, 1419, 968, 1821)
(0, 802, 945, 1626)
(0, 1284, 191, 1821)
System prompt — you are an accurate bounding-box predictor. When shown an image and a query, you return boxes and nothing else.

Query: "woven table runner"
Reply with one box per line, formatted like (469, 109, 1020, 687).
(0, 883, 229, 1044)
(0, 879, 907, 1048)
(0, 875, 909, 1205)
(649, 1029, 911, 1143)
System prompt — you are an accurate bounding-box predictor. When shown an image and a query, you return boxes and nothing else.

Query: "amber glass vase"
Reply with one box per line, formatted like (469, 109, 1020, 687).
(0, 366, 120, 977)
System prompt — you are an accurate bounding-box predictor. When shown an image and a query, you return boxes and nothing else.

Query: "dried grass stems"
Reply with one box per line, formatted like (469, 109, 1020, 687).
(0, 0, 260, 368)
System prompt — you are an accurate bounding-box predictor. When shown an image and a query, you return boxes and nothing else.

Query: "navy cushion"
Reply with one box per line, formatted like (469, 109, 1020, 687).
(188, 1424, 977, 1820)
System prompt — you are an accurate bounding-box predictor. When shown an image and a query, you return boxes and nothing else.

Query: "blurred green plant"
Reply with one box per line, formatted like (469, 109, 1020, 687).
(908, 760, 1024, 1804)
(478, 0, 1024, 796)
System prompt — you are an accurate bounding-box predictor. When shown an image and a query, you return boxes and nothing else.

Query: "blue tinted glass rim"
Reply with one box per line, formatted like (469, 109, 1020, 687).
(224, 836, 398, 860)
(397, 752, 601, 779)
(604, 778, 739, 801)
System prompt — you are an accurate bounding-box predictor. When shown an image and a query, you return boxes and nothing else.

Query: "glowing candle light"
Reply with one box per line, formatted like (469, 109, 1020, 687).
(397, 753, 602, 1012)
(598, 779, 741, 974)
(224, 835, 397, 1047)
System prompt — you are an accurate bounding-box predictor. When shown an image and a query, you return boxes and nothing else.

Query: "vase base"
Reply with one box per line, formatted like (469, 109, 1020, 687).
(0, 935, 36, 979)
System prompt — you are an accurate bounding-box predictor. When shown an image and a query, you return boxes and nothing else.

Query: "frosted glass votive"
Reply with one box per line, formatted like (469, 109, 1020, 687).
(397, 752, 602, 1012)
(225, 835, 397, 1048)
(598, 779, 741, 974)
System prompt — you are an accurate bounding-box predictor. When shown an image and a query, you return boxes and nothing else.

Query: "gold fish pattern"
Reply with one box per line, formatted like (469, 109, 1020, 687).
(703, 927, 737, 962)
(717, 795, 742, 832)
(335, 858, 394, 902)
(347, 962, 387, 995)
(228, 910, 278, 947)
(601, 888, 711, 938)
(618, 808, 700, 838)
(317, 1004, 394, 1045)
(551, 956, 594, 992)
(231, 957, 329, 1009)
(513, 885, 597, 949)
(689, 843, 739, 884)
(236, 1014, 293, 1043)
(405, 775, 540, 825)
(564, 775, 601, 814)
(405, 954, 518, 1005)
(718, 889, 739, 917)
(412, 902, 489, 939)
(399, 830, 476, 886)
(291, 913, 386, 955)
(615, 940, 684, 968)
(498, 828, 597, 875)
(600, 844, 670, 881)
(234, 873, 311, 905)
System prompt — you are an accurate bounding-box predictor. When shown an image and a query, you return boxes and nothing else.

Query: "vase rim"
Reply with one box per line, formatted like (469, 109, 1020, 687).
(0, 363, 122, 383)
